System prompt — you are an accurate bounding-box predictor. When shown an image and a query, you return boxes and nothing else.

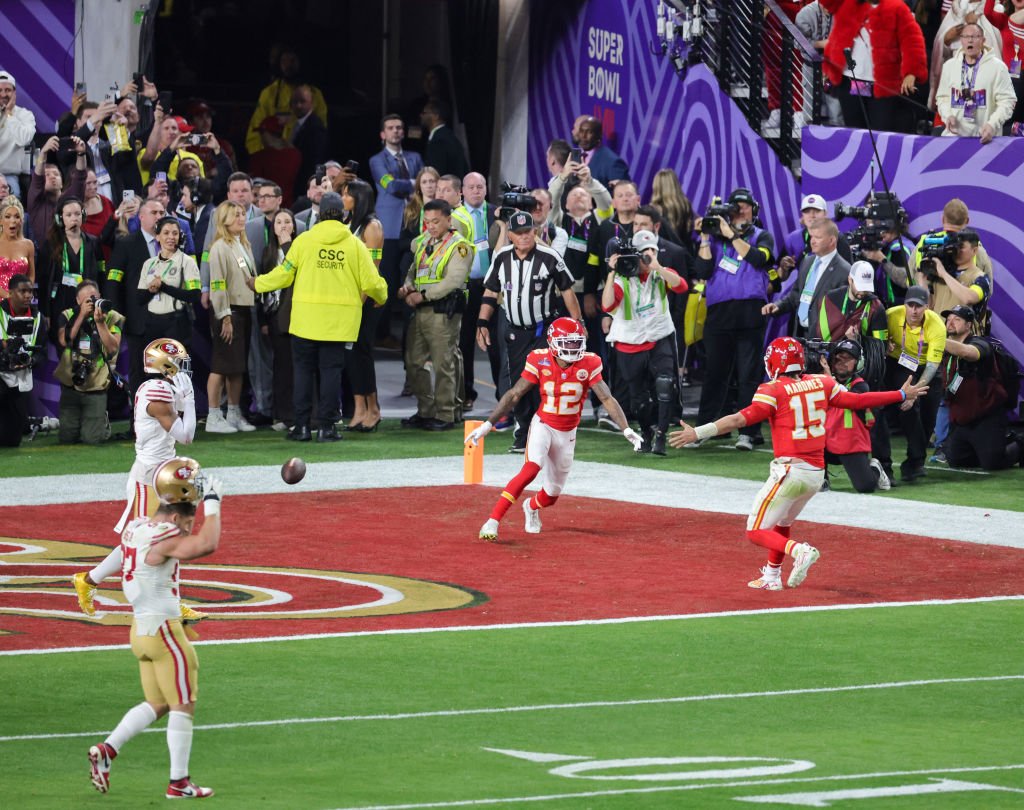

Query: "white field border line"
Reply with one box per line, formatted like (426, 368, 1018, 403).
(4, 593, 1021, 657)
(320, 765, 1024, 810)
(2, 674, 1020, 743)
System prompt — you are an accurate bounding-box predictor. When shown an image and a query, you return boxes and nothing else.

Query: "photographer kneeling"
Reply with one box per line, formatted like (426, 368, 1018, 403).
(55, 280, 124, 444)
(0, 274, 47, 448)
(602, 230, 687, 455)
(822, 339, 892, 492)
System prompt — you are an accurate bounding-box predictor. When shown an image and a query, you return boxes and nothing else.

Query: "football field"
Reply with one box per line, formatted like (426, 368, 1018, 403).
(2, 445, 1023, 808)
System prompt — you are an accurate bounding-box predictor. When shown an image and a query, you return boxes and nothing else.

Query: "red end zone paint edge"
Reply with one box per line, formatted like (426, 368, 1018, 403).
(1, 486, 1021, 651)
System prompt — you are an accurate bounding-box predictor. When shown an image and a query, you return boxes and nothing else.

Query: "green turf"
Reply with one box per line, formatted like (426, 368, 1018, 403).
(4, 601, 1023, 808)
(6, 418, 1022, 512)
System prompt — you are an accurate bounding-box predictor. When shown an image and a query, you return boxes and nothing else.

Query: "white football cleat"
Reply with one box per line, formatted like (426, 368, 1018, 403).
(747, 566, 783, 591)
(479, 518, 500, 542)
(787, 543, 821, 588)
(869, 458, 891, 491)
(522, 500, 542, 534)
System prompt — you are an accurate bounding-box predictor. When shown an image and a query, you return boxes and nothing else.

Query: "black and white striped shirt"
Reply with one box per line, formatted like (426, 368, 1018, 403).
(483, 243, 575, 329)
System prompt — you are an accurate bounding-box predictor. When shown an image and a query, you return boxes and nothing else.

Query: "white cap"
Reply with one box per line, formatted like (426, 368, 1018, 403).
(632, 229, 659, 253)
(800, 193, 827, 212)
(0, 71, 14, 88)
(849, 260, 874, 293)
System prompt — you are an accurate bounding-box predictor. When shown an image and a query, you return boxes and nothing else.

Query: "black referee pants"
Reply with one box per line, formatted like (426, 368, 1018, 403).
(505, 322, 547, 445)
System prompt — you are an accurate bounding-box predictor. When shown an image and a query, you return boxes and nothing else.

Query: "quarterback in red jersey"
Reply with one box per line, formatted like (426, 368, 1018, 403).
(466, 318, 642, 542)
(669, 337, 929, 590)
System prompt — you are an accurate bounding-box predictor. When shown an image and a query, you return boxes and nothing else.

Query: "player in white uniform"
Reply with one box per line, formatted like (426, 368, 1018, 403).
(71, 339, 203, 624)
(88, 456, 222, 799)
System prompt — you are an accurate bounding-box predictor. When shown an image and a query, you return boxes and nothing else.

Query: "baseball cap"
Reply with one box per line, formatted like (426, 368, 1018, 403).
(508, 211, 534, 232)
(319, 192, 345, 218)
(832, 338, 862, 361)
(172, 115, 194, 134)
(941, 304, 976, 322)
(632, 229, 659, 253)
(0, 71, 15, 88)
(187, 101, 212, 117)
(849, 260, 874, 293)
(904, 285, 929, 306)
(801, 193, 827, 212)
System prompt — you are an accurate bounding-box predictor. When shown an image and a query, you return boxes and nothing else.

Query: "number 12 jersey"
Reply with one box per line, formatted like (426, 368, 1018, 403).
(522, 349, 603, 431)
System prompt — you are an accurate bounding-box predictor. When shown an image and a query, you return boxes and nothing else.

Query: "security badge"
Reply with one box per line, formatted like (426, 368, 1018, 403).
(457, 244, 469, 258)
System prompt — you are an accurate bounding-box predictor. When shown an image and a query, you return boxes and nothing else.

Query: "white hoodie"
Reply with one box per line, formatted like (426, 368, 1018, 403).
(936, 48, 1017, 138)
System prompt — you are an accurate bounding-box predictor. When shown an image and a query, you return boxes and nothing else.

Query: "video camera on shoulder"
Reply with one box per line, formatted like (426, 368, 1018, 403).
(835, 192, 908, 256)
(497, 181, 536, 221)
(701, 196, 737, 238)
(919, 232, 959, 280)
(0, 317, 36, 371)
(799, 337, 831, 373)
(612, 239, 642, 278)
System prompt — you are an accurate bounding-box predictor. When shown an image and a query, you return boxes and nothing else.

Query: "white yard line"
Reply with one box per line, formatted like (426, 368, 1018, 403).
(3, 457, 1022, 547)
(2, 674, 1020, 743)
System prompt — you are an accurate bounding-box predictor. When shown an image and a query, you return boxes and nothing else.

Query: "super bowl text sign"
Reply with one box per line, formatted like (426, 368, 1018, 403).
(579, 1, 630, 146)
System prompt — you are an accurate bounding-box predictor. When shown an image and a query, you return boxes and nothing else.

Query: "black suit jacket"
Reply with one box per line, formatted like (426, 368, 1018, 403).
(424, 125, 469, 178)
(777, 252, 851, 330)
(104, 231, 154, 336)
(292, 115, 329, 197)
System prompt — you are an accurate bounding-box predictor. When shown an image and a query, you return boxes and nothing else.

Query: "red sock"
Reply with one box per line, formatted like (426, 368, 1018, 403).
(747, 529, 790, 555)
(529, 489, 558, 510)
(490, 462, 541, 521)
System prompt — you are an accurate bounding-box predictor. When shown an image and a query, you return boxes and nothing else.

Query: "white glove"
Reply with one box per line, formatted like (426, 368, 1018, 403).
(172, 372, 194, 410)
(465, 420, 493, 447)
(623, 428, 643, 452)
(202, 475, 224, 507)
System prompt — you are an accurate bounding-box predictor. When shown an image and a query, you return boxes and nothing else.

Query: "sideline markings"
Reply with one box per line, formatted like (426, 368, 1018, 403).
(322, 765, 1024, 809)
(2, 673, 1021, 743)
(3, 593, 1021, 657)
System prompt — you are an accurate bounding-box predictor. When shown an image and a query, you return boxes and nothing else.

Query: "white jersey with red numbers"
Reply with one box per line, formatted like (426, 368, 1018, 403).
(134, 378, 177, 469)
(522, 349, 603, 431)
(120, 517, 182, 635)
(740, 373, 902, 468)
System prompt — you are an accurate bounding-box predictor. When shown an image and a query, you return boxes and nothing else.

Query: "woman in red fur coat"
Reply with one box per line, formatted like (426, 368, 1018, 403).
(820, 0, 929, 133)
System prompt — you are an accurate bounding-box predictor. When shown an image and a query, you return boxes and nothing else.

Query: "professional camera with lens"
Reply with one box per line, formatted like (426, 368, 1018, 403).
(835, 192, 908, 256)
(613, 241, 642, 278)
(0, 317, 36, 371)
(918, 232, 959, 280)
(90, 295, 112, 314)
(800, 338, 831, 373)
(701, 196, 738, 237)
(71, 355, 94, 387)
(497, 182, 536, 221)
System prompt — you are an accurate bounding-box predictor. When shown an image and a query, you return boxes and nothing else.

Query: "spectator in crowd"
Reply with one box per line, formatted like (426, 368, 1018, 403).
(649, 168, 694, 248)
(370, 114, 424, 347)
(820, 0, 928, 133)
(602, 229, 687, 455)
(0, 273, 46, 447)
(73, 95, 146, 201)
(477, 211, 580, 452)
(574, 116, 630, 186)
(936, 22, 1017, 143)
(28, 136, 87, 252)
(529, 188, 568, 256)
(823, 338, 892, 492)
(942, 304, 1023, 469)
(206, 201, 257, 434)
(38, 197, 103, 339)
(455, 172, 497, 412)
(82, 170, 118, 258)
(400, 167, 440, 244)
(995, 0, 1024, 128)
(199, 172, 259, 309)
(288, 84, 329, 200)
(763, 218, 850, 338)
(245, 46, 327, 156)
(0, 71, 35, 199)
(0, 196, 34, 296)
(421, 100, 469, 179)
(185, 101, 236, 180)
(876, 285, 946, 483)
(795, 1, 845, 125)
(435, 174, 472, 237)
(179, 177, 214, 255)
(105, 198, 167, 394)
(779, 195, 852, 282)
(546, 138, 613, 222)
(295, 174, 331, 230)
(131, 178, 196, 258)
(341, 179, 385, 431)
(691, 188, 775, 451)
(55, 280, 123, 445)
(137, 216, 200, 351)
(399, 199, 473, 431)
(252, 192, 387, 443)
(404, 63, 455, 148)
(256, 208, 297, 431)
(930, 2, 1003, 109)
(917, 227, 990, 319)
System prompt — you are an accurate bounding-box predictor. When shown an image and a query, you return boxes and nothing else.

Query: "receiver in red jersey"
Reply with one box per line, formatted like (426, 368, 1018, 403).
(522, 348, 603, 431)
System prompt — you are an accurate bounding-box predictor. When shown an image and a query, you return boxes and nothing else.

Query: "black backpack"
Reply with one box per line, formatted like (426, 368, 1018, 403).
(985, 337, 1023, 412)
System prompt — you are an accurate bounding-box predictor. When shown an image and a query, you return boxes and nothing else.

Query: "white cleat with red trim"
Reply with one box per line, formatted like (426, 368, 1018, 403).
(88, 742, 116, 793)
(166, 777, 215, 799)
(747, 566, 783, 591)
(787, 543, 821, 588)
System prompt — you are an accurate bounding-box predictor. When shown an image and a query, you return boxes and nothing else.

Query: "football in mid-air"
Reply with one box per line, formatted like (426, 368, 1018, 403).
(281, 457, 306, 485)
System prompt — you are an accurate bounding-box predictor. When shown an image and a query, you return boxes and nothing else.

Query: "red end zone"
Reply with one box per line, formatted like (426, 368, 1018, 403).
(1, 485, 1021, 652)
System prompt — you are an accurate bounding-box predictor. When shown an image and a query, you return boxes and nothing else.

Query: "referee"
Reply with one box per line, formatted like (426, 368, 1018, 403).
(477, 211, 580, 452)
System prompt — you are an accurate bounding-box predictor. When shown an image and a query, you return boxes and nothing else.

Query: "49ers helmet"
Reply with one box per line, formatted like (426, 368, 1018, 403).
(764, 336, 805, 380)
(144, 338, 191, 379)
(153, 456, 206, 504)
(547, 317, 586, 363)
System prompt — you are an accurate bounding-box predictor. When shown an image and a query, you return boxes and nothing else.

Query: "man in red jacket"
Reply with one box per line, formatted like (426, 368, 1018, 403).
(821, 0, 928, 133)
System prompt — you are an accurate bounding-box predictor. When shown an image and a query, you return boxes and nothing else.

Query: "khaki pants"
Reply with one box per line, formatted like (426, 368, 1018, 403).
(406, 308, 463, 422)
(58, 386, 110, 445)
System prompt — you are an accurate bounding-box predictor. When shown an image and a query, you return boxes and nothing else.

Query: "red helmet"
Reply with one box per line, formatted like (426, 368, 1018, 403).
(764, 336, 805, 380)
(546, 317, 586, 362)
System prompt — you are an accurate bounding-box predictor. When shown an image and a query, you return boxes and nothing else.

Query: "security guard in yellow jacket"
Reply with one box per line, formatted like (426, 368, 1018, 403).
(399, 198, 473, 430)
(251, 192, 387, 442)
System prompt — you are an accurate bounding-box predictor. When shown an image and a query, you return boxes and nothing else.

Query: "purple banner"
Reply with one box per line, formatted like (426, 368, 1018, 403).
(802, 126, 1024, 365)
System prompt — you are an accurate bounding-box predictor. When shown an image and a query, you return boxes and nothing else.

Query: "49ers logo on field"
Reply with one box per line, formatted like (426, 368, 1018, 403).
(0, 537, 485, 647)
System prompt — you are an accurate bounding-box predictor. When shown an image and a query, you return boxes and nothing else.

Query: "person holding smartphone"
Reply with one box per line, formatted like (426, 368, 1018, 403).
(0, 71, 36, 200)
(27, 134, 87, 253)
